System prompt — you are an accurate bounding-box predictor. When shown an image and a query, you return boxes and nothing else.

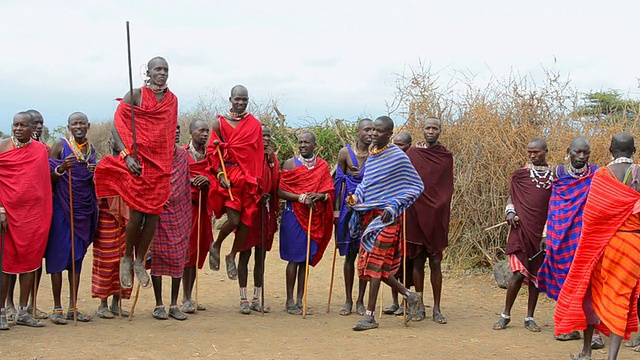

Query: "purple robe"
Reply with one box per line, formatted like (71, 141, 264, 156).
(45, 139, 98, 274)
(334, 144, 366, 256)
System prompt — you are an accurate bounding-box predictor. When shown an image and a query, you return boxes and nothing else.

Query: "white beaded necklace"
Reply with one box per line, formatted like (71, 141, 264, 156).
(526, 163, 553, 189)
(298, 154, 317, 169)
(566, 163, 590, 179)
(11, 136, 31, 148)
(608, 157, 634, 166)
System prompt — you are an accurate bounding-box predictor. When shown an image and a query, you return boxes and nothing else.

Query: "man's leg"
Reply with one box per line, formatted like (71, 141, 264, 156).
(609, 333, 623, 359)
(151, 275, 167, 320)
(251, 247, 267, 311)
(181, 266, 195, 310)
(0, 272, 8, 329)
(132, 214, 159, 287)
(16, 271, 43, 327)
(6, 274, 16, 311)
(412, 251, 427, 320)
(238, 249, 251, 314)
(296, 261, 305, 308)
(226, 222, 250, 280)
(27, 266, 45, 319)
(428, 254, 446, 324)
(524, 281, 541, 332)
(168, 276, 187, 320)
(66, 270, 91, 322)
(285, 262, 300, 314)
(120, 210, 144, 288)
(49, 272, 66, 325)
(493, 271, 524, 330)
(341, 251, 356, 315)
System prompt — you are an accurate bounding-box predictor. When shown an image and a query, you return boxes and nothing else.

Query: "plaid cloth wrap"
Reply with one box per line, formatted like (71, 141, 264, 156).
(538, 164, 597, 300)
(349, 144, 423, 253)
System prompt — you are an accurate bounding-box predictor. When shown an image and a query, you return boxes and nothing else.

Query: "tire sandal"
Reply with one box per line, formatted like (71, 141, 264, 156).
(109, 305, 129, 318)
(182, 300, 196, 314)
(6, 306, 16, 323)
(555, 331, 580, 341)
(16, 312, 45, 327)
(382, 304, 399, 315)
(412, 309, 426, 322)
(524, 318, 541, 332)
(168, 306, 188, 321)
(152, 305, 168, 320)
(120, 257, 133, 289)
(339, 303, 353, 316)
(353, 318, 379, 331)
(96, 306, 114, 319)
(27, 307, 49, 320)
(570, 353, 592, 360)
(225, 255, 238, 280)
(239, 299, 251, 315)
(250, 298, 271, 313)
(356, 304, 366, 316)
(0, 309, 9, 330)
(66, 309, 93, 322)
(404, 292, 420, 325)
(433, 312, 448, 324)
(285, 305, 303, 315)
(209, 244, 220, 271)
(492, 313, 510, 330)
(50, 309, 67, 325)
(133, 260, 151, 288)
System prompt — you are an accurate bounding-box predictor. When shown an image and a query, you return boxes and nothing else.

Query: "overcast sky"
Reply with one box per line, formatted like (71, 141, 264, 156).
(1, 0, 638, 132)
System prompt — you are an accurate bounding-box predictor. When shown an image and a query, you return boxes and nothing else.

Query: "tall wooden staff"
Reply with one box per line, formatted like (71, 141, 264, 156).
(117, 197, 123, 318)
(68, 170, 78, 325)
(402, 212, 407, 319)
(260, 198, 266, 316)
(302, 207, 314, 319)
(212, 140, 234, 201)
(0, 229, 5, 324)
(326, 182, 344, 313)
(126, 21, 138, 160)
(195, 190, 202, 313)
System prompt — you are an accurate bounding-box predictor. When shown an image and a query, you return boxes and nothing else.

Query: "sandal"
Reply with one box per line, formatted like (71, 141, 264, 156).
(625, 334, 640, 348)
(555, 331, 581, 341)
(492, 314, 511, 330)
(120, 257, 133, 289)
(339, 303, 353, 316)
(96, 306, 114, 319)
(6, 306, 16, 322)
(285, 305, 303, 315)
(16, 312, 45, 327)
(524, 318, 541, 332)
(152, 305, 168, 320)
(353, 318, 379, 331)
(412, 309, 426, 322)
(592, 332, 605, 350)
(382, 304, 399, 315)
(109, 305, 129, 318)
(50, 309, 67, 325)
(404, 292, 420, 325)
(168, 306, 188, 321)
(394, 305, 405, 316)
(225, 254, 238, 280)
(570, 353, 591, 360)
(133, 260, 151, 288)
(27, 307, 49, 320)
(0, 309, 9, 330)
(209, 244, 220, 271)
(66, 309, 93, 322)
(240, 299, 251, 315)
(182, 300, 196, 314)
(356, 303, 366, 316)
(250, 298, 270, 313)
(433, 311, 448, 324)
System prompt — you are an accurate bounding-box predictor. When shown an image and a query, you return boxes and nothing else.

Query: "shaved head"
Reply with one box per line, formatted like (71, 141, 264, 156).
(26, 109, 43, 124)
(529, 137, 548, 150)
(147, 56, 167, 68)
(394, 132, 412, 144)
(189, 119, 208, 133)
(357, 118, 373, 130)
(230, 85, 248, 97)
(610, 132, 635, 158)
(68, 111, 88, 123)
(299, 131, 316, 144)
(569, 136, 589, 151)
(375, 116, 394, 131)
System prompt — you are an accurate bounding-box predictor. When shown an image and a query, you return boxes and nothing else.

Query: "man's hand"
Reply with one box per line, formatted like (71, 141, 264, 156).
(345, 193, 357, 206)
(192, 175, 210, 189)
(506, 212, 519, 228)
(219, 176, 231, 190)
(0, 213, 7, 233)
(540, 237, 547, 252)
(261, 193, 271, 203)
(380, 210, 392, 223)
(125, 156, 142, 176)
(60, 154, 76, 172)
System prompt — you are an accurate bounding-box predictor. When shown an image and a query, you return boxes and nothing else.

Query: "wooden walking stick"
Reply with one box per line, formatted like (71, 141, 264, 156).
(32, 269, 37, 319)
(126, 21, 138, 160)
(0, 229, 6, 327)
(195, 190, 202, 314)
(327, 182, 344, 313)
(68, 170, 78, 325)
(212, 140, 234, 201)
(302, 207, 314, 319)
(402, 211, 407, 319)
(260, 198, 266, 316)
(117, 197, 123, 318)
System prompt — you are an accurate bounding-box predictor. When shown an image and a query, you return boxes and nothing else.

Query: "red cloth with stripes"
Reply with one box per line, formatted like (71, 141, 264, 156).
(358, 210, 402, 280)
(95, 87, 178, 215)
(279, 158, 335, 266)
(206, 114, 264, 226)
(0, 141, 52, 274)
(183, 145, 214, 268)
(555, 168, 640, 339)
(239, 153, 280, 252)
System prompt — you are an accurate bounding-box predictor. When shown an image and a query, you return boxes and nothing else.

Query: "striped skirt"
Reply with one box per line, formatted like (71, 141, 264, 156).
(91, 209, 131, 300)
(358, 210, 402, 280)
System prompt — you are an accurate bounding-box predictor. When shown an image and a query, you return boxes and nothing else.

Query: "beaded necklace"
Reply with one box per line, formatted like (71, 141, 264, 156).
(369, 143, 390, 156)
(608, 157, 634, 166)
(11, 136, 32, 148)
(526, 163, 553, 189)
(352, 143, 368, 158)
(298, 154, 317, 169)
(146, 83, 168, 94)
(66, 137, 92, 163)
(566, 163, 590, 179)
(227, 110, 247, 121)
(188, 141, 206, 162)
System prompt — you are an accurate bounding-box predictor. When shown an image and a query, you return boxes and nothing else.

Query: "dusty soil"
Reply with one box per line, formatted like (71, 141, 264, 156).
(1, 233, 638, 360)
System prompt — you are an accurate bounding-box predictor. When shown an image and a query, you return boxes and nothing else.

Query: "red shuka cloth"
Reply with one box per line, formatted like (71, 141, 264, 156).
(0, 142, 52, 273)
(555, 168, 640, 339)
(279, 158, 334, 266)
(505, 168, 551, 276)
(95, 87, 178, 215)
(240, 153, 281, 252)
(405, 144, 454, 257)
(183, 145, 214, 268)
(206, 114, 264, 225)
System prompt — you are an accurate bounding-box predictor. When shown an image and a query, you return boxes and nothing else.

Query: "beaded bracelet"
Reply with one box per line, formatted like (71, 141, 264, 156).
(217, 172, 224, 179)
(0, 206, 6, 215)
(54, 166, 66, 176)
(119, 149, 130, 160)
(505, 204, 515, 214)
(298, 193, 307, 204)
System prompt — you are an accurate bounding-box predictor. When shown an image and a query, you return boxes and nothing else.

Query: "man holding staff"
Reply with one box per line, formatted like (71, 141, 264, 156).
(348, 116, 423, 331)
(334, 118, 372, 316)
(0, 111, 52, 329)
(207, 85, 264, 281)
(493, 138, 552, 332)
(95, 56, 178, 289)
(181, 119, 212, 313)
(279, 132, 334, 315)
(406, 117, 454, 323)
(46, 112, 98, 324)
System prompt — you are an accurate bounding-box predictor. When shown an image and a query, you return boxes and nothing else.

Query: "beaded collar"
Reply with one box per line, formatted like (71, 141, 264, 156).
(369, 143, 390, 156)
(146, 83, 168, 94)
(65, 136, 92, 162)
(188, 141, 206, 162)
(298, 154, 317, 169)
(525, 163, 553, 189)
(566, 163, 590, 179)
(11, 136, 32, 148)
(227, 110, 247, 121)
(608, 157, 634, 166)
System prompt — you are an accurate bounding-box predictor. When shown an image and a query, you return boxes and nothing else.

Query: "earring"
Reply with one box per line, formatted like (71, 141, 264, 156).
(564, 155, 569, 161)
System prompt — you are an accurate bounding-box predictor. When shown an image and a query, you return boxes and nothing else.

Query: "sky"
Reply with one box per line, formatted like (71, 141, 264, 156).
(1, 0, 638, 132)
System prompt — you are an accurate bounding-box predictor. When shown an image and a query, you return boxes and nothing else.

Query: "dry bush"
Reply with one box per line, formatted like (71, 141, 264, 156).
(390, 62, 640, 268)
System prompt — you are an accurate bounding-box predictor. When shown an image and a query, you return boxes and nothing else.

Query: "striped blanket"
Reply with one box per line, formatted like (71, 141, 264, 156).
(349, 144, 423, 253)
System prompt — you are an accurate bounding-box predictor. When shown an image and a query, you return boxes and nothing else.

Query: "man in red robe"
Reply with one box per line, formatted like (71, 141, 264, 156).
(406, 117, 454, 324)
(493, 138, 552, 333)
(236, 125, 280, 314)
(207, 85, 264, 281)
(279, 132, 334, 315)
(181, 119, 213, 314)
(95, 56, 178, 289)
(0, 111, 52, 329)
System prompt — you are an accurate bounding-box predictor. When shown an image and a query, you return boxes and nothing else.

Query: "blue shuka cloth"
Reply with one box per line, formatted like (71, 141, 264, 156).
(335, 144, 366, 256)
(349, 144, 424, 253)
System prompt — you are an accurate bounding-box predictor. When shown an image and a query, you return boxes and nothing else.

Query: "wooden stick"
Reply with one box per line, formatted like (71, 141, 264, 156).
(212, 140, 234, 201)
(117, 197, 123, 318)
(402, 211, 407, 318)
(128, 283, 141, 321)
(0, 230, 5, 313)
(302, 207, 313, 319)
(195, 190, 202, 314)
(32, 268, 37, 319)
(68, 170, 78, 326)
(260, 198, 265, 316)
(483, 216, 518, 232)
(326, 182, 344, 313)
(125, 21, 138, 160)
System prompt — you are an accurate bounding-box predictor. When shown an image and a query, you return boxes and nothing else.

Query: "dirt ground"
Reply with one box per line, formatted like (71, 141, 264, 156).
(1, 233, 639, 360)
